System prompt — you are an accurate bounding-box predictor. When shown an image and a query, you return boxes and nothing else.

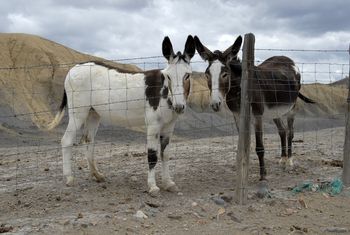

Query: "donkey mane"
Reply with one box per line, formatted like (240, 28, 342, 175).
(80, 60, 141, 74)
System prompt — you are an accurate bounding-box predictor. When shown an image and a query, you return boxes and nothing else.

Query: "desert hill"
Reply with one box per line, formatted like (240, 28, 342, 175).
(0, 33, 141, 129)
(0, 33, 348, 144)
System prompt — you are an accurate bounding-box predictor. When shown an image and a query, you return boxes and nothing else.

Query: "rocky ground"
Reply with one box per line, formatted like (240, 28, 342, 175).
(0, 124, 350, 235)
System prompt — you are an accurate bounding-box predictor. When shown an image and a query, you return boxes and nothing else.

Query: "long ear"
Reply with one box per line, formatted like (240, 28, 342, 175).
(194, 36, 214, 61)
(162, 36, 175, 61)
(223, 35, 243, 59)
(183, 35, 196, 61)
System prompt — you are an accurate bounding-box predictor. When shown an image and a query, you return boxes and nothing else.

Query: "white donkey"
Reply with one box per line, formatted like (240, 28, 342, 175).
(48, 35, 196, 196)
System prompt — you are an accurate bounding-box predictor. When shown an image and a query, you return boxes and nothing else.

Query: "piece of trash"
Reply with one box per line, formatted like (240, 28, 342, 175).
(291, 178, 343, 196)
(216, 207, 225, 221)
(292, 181, 315, 194)
(298, 197, 308, 209)
(324, 227, 348, 233)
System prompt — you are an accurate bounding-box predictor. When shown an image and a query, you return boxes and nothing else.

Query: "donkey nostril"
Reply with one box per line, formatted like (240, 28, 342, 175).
(174, 104, 185, 113)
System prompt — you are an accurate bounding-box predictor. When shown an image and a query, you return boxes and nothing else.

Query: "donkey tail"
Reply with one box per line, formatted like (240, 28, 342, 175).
(298, 92, 316, 104)
(47, 90, 67, 130)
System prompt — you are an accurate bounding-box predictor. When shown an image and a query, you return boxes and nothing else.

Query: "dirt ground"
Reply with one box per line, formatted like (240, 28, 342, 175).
(1, 125, 350, 235)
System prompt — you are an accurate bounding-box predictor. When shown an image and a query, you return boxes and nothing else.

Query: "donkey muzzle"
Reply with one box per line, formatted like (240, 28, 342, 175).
(211, 101, 221, 112)
(174, 104, 185, 114)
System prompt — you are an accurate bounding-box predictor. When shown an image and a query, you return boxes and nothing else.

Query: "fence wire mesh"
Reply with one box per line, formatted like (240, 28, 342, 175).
(0, 48, 349, 199)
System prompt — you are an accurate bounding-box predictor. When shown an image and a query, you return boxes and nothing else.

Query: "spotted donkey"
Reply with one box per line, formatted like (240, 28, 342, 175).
(48, 36, 196, 196)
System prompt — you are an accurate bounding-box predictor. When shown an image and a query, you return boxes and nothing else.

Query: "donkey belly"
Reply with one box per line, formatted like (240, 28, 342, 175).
(263, 104, 294, 119)
(92, 89, 146, 128)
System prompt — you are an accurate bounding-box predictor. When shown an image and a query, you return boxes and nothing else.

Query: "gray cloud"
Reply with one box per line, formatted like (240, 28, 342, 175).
(0, 0, 349, 82)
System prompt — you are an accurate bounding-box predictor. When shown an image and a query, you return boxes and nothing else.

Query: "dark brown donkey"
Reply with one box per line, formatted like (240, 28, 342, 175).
(194, 35, 315, 187)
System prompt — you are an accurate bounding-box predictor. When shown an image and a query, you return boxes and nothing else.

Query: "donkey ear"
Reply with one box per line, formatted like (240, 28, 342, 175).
(183, 35, 196, 61)
(162, 36, 175, 61)
(223, 35, 242, 60)
(194, 36, 214, 61)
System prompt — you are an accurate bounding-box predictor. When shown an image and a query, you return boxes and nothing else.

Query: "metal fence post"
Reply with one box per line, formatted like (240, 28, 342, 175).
(343, 44, 350, 186)
(235, 33, 255, 204)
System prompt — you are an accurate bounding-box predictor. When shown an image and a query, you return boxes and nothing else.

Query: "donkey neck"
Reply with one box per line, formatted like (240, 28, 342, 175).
(224, 71, 241, 113)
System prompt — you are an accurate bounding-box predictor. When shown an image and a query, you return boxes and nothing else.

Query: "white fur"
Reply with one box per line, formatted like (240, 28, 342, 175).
(209, 60, 225, 106)
(292, 65, 300, 75)
(163, 57, 191, 108)
(57, 61, 190, 194)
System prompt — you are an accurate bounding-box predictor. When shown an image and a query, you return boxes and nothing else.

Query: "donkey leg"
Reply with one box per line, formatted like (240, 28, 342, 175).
(61, 115, 86, 186)
(255, 116, 266, 181)
(84, 110, 105, 182)
(146, 123, 161, 196)
(273, 118, 288, 167)
(286, 116, 295, 169)
(160, 121, 178, 192)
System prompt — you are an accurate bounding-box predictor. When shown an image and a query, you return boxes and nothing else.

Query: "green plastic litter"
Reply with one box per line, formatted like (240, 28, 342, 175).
(292, 178, 343, 195)
(328, 178, 343, 196)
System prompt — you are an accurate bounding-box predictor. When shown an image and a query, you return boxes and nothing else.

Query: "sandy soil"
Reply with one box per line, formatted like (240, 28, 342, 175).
(0, 125, 349, 235)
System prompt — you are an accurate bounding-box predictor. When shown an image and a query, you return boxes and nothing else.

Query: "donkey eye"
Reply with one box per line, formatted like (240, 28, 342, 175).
(184, 73, 190, 81)
(205, 73, 210, 80)
(222, 72, 228, 78)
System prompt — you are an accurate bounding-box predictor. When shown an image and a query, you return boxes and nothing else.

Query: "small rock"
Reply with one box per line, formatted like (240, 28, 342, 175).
(284, 208, 297, 216)
(44, 167, 49, 171)
(81, 223, 88, 228)
(227, 212, 242, 223)
(177, 192, 183, 196)
(221, 195, 233, 203)
(142, 224, 151, 229)
(77, 212, 83, 219)
(0, 225, 13, 233)
(167, 213, 182, 220)
(212, 197, 225, 206)
(55, 196, 61, 201)
(191, 202, 198, 207)
(130, 176, 138, 182)
(135, 210, 148, 220)
(144, 201, 160, 208)
(145, 207, 159, 217)
(324, 227, 349, 233)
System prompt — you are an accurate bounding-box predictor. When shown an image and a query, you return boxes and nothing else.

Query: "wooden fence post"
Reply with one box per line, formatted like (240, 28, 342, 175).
(343, 44, 350, 186)
(235, 33, 255, 204)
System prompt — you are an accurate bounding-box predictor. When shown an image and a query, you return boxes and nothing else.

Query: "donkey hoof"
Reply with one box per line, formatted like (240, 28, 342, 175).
(93, 172, 106, 182)
(149, 186, 160, 197)
(279, 157, 287, 167)
(65, 176, 74, 186)
(286, 158, 295, 171)
(164, 182, 179, 192)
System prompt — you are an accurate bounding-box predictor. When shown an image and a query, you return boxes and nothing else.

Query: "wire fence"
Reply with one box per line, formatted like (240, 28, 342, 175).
(0, 48, 349, 200)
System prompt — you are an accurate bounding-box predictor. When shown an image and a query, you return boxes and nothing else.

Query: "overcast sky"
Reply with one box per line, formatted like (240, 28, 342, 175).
(1, 0, 349, 82)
